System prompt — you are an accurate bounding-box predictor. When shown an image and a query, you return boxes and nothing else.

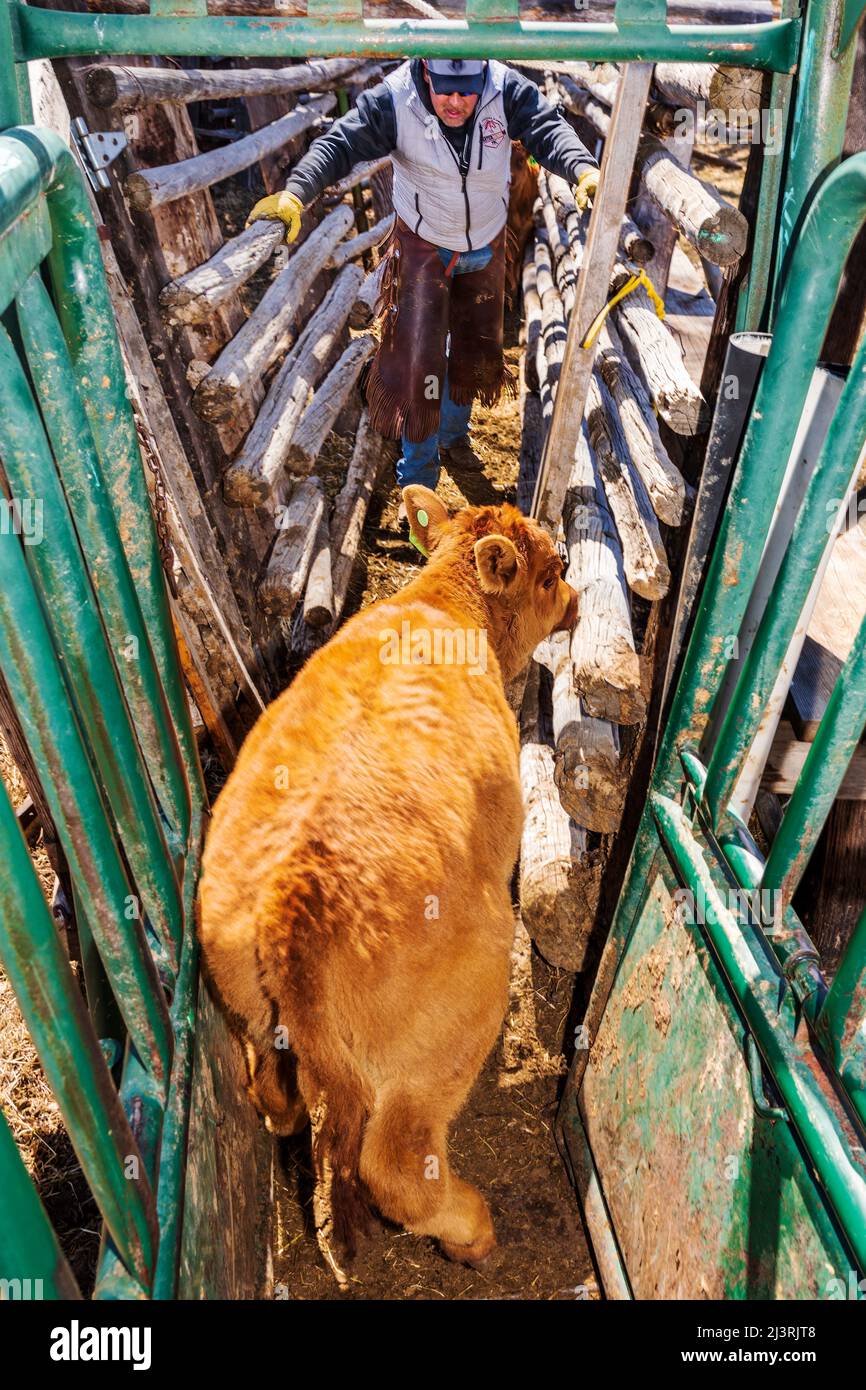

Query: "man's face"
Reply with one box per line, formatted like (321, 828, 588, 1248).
(423, 65, 480, 127)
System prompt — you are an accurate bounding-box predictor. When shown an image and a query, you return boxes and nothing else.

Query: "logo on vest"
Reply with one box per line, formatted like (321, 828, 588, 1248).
(480, 117, 506, 148)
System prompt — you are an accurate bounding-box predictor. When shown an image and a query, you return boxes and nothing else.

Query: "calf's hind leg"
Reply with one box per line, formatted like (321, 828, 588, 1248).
(359, 1085, 496, 1265)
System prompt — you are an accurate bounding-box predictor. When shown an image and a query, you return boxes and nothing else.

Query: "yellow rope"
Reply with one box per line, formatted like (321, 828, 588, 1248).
(581, 267, 665, 350)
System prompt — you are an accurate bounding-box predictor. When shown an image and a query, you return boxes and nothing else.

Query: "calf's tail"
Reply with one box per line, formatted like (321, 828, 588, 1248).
(255, 857, 372, 1255)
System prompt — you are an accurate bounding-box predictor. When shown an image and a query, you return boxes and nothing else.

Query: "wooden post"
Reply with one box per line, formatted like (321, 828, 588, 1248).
(160, 220, 284, 327)
(259, 479, 326, 616)
(285, 334, 377, 475)
(532, 63, 653, 535)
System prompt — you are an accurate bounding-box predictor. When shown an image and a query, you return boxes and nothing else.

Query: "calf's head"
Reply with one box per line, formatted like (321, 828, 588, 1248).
(403, 486, 579, 683)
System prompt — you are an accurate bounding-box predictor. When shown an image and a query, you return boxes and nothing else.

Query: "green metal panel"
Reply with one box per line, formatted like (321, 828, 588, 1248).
(564, 43, 866, 1292)
(0, 122, 205, 1299)
(575, 860, 858, 1297)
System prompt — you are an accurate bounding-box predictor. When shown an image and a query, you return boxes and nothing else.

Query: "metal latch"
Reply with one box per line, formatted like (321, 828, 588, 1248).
(71, 117, 128, 192)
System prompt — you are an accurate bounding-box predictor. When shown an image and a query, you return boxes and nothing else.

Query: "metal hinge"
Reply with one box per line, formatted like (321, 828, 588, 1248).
(70, 117, 128, 193)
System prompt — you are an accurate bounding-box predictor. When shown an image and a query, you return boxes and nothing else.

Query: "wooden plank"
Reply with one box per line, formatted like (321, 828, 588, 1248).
(788, 634, 844, 742)
(532, 62, 653, 533)
(761, 721, 866, 799)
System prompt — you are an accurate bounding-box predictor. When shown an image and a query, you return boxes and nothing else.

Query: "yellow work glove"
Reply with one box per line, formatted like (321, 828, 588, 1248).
(245, 189, 303, 244)
(574, 168, 600, 212)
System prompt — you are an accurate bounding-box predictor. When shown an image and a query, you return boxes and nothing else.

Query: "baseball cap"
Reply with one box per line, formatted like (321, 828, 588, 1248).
(425, 59, 487, 96)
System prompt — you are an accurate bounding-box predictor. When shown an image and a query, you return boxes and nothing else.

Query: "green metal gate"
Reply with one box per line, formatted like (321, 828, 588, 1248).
(0, 0, 863, 1299)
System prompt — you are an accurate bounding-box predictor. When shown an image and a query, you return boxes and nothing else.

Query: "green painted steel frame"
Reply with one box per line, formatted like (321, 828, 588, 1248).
(1, 0, 862, 1302)
(567, 146, 866, 1289)
(0, 126, 205, 1299)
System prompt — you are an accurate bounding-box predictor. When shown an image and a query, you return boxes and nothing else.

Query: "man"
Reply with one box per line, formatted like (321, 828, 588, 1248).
(248, 58, 599, 523)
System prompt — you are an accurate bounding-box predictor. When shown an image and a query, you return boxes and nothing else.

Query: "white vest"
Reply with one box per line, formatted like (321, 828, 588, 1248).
(385, 61, 512, 253)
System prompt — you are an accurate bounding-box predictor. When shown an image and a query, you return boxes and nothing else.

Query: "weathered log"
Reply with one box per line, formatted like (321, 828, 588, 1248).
(610, 260, 707, 435)
(285, 334, 377, 475)
(565, 431, 645, 725)
(125, 95, 335, 211)
(323, 156, 393, 203)
(303, 512, 335, 628)
(328, 212, 395, 270)
(651, 63, 765, 119)
(555, 72, 610, 141)
(86, 57, 363, 111)
(533, 231, 567, 428)
(349, 257, 386, 329)
(518, 663, 596, 971)
(290, 412, 390, 657)
(536, 174, 576, 318)
(637, 132, 747, 268)
(193, 203, 354, 423)
(160, 219, 284, 326)
(540, 631, 626, 837)
(521, 244, 543, 395)
(621, 216, 654, 266)
(585, 374, 671, 600)
(595, 319, 688, 525)
(223, 262, 364, 503)
(259, 479, 325, 616)
(328, 411, 387, 625)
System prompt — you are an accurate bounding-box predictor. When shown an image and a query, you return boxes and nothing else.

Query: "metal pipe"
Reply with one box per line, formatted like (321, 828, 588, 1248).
(14, 8, 801, 70)
(0, 490, 174, 1087)
(657, 154, 866, 794)
(661, 331, 771, 720)
(704, 335, 866, 826)
(0, 778, 158, 1288)
(8, 281, 184, 968)
(651, 790, 866, 1271)
(0, 1106, 81, 1298)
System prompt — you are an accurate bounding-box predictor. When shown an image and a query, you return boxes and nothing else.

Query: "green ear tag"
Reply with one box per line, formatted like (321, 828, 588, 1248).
(417, 508, 429, 527)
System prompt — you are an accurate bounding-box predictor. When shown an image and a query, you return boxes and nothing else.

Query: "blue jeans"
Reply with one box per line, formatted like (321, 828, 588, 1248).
(396, 373, 472, 491)
(395, 243, 493, 492)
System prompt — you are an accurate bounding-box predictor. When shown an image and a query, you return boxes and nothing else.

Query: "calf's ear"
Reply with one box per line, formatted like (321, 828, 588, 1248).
(402, 486, 450, 553)
(474, 533, 520, 594)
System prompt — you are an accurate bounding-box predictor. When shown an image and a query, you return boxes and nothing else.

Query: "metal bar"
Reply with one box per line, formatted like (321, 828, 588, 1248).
(13, 129, 206, 842)
(734, 0, 798, 334)
(651, 790, 866, 1270)
(7, 281, 184, 968)
(817, 902, 866, 1132)
(658, 153, 866, 789)
(704, 333, 866, 826)
(679, 748, 827, 1025)
(762, 606, 866, 909)
(13, 9, 801, 70)
(0, 1105, 82, 1298)
(661, 331, 771, 717)
(0, 129, 197, 850)
(772, 0, 861, 304)
(0, 501, 174, 1087)
(0, 779, 158, 1288)
(557, 1086, 632, 1299)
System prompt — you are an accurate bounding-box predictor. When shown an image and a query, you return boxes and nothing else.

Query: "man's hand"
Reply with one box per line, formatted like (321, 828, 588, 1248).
(245, 190, 303, 243)
(574, 168, 600, 212)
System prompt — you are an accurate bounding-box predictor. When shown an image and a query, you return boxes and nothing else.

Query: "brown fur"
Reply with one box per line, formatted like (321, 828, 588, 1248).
(505, 142, 539, 308)
(198, 490, 578, 1266)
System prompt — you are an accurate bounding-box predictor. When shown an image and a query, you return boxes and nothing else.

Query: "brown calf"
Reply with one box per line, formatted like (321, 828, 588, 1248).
(198, 488, 578, 1266)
